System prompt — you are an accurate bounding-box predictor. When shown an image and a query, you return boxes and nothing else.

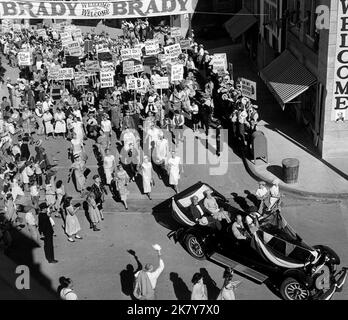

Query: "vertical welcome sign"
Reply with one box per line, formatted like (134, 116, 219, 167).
(333, 0, 348, 121)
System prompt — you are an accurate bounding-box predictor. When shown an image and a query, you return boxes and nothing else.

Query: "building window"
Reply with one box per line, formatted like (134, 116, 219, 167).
(305, 0, 318, 39)
(264, 0, 277, 35)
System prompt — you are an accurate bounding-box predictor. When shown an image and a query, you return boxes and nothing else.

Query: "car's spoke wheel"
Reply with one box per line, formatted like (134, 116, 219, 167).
(185, 234, 205, 260)
(280, 277, 310, 300)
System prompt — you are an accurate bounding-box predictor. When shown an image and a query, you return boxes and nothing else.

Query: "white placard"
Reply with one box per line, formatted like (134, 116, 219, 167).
(60, 32, 73, 47)
(121, 48, 142, 61)
(170, 27, 182, 38)
(67, 41, 82, 56)
(211, 53, 228, 72)
(123, 60, 134, 75)
(100, 70, 114, 88)
(56, 68, 74, 80)
(170, 64, 184, 82)
(164, 43, 182, 58)
(100, 61, 114, 72)
(241, 78, 257, 101)
(153, 77, 169, 89)
(126, 78, 144, 90)
(17, 51, 31, 66)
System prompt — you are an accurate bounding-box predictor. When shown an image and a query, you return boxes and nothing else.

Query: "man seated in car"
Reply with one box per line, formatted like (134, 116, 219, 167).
(203, 189, 231, 223)
(231, 214, 249, 240)
(189, 195, 222, 231)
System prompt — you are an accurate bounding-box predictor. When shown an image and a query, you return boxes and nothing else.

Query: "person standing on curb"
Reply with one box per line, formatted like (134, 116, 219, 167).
(133, 244, 164, 300)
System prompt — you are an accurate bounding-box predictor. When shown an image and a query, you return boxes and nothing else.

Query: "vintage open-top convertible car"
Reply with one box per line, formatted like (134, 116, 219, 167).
(165, 182, 347, 300)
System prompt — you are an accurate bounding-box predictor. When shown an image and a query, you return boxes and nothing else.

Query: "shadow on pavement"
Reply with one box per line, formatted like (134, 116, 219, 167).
(119, 250, 143, 300)
(266, 165, 283, 181)
(0, 213, 57, 299)
(169, 272, 191, 300)
(200, 267, 220, 300)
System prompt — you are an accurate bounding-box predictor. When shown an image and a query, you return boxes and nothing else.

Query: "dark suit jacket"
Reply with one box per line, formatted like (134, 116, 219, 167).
(189, 203, 210, 223)
(38, 212, 53, 236)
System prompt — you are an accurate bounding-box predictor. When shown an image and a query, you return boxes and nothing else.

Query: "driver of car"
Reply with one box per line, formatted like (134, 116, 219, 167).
(231, 214, 248, 240)
(189, 195, 222, 231)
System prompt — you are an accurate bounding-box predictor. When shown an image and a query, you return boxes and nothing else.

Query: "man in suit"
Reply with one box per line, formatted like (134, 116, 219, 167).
(38, 203, 58, 263)
(189, 196, 221, 231)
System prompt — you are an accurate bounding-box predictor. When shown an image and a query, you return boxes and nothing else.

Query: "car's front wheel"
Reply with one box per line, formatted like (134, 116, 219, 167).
(280, 277, 310, 300)
(184, 234, 206, 260)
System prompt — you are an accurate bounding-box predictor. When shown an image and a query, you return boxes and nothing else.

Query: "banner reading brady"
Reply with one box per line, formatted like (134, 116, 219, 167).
(0, 0, 194, 19)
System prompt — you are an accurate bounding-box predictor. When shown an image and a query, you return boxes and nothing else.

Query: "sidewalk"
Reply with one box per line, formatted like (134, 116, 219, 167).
(209, 43, 348, 198)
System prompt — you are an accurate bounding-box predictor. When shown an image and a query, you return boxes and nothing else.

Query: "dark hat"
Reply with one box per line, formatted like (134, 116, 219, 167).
(93, 174, 99, 180)
(39, 203, 48, 210)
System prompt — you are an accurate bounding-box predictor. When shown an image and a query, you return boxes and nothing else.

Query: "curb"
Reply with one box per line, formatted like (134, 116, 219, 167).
(240, 152, 348, 201)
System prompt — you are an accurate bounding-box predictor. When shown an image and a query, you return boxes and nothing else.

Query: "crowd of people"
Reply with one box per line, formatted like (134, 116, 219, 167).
(0, 17, 262, 300)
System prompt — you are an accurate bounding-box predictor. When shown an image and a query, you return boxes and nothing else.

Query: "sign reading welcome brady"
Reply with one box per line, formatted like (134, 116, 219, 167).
(0, 0, 194, 19)
(332, 0, 348, 122)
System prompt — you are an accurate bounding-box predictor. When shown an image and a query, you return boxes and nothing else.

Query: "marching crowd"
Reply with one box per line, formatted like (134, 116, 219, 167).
(0, 18, 261, 300)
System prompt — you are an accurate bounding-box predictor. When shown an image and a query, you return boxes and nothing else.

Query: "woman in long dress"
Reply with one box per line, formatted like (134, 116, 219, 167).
(114, 164, 130, 210)
(191, 273, 208, 300)
(72, 116, 85, 142)
(86, 193, 101, 231)
(69, 154, 86, 195)
(55, 180, 65, 220)
(42, 109, 54, 139)
(54, 107, 67, 138)
(167, 151, 183, 194)
(64, 197, 82, 242)
(21, 107, 34, 135)
(103, 148, 116, 186)
(140, 155, 153, 200)
(217, 271, 241, 300)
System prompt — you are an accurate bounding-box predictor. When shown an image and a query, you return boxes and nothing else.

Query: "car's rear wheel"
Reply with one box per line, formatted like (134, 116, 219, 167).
(280, 277, 310, 300)
(184, 234, 206, 260)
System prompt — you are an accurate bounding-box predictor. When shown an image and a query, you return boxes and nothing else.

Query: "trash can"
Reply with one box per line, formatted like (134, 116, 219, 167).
(282, 158, 300, 184)
(251, 131, 268, 164)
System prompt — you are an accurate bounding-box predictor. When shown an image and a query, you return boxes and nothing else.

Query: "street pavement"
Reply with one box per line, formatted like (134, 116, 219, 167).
(1, 43, 348, 300)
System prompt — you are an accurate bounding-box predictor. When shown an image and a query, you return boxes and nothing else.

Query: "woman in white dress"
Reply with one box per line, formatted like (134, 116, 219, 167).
(42, 109, 54, 139)
(54, 107, 66, 138)
(167, 151, 183, 194)
(72, 116, 85, 142)
(140, 155, 153, 200)
(70, 132, 84, 160)
(103, 148, 116, 186)
(64, 197, 82, 242)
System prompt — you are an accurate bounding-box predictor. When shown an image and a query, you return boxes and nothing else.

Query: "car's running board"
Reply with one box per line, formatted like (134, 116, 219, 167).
(209, 252, 268, 284)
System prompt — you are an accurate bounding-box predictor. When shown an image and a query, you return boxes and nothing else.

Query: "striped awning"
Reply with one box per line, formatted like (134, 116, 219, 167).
(224, 8, 258, 41)
(260, 50, 317, 107)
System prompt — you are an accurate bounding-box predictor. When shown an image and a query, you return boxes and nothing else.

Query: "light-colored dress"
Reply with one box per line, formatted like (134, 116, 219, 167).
(65, 205, 81, 236)
(55, 186, 65, 211)
(115, 169, 130, 201)
(43, 112, 54, 134)
(87, 196, 102, 224)
(72, 121, 84, 142)
(103, 154, 115, 185)
(71, 160, 85, 192)
(167, 156, 181, 186)
(153, 139, 168, 165)
(54, 111, 66, 133)
(141, 161, 152, 194)
(191, 283, 208, 300)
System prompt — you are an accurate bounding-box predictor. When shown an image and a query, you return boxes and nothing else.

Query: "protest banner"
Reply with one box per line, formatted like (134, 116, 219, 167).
(17, 51, 31, 66)
(158, 54, 170, 65)
(48, 65, 61, 80)
(121, 48, 142, 61)
(211, 53, 227, 73)
(72, 29, 82, 41)
(85, 60, 100, 72)
(100, 61, 114, 72)
(96, 43, 109, 53)
(0, 1, 194, 19)
(170, 27, 182, 38)
(36, 28, 47, 37)
(126, 78, 144, 90)
(100, 70, 114, 88)
(56, 68, 74, 80)
(180, 39, 191, 50)
(67, 41, 82, 57)
(74, 72, 88, 86)
(169, 64, 184, 82)
(153, 77, 169, 89)
(133, 64, 144, 73)
(60, 32, 73, 47)
(123, 60, 134, 75)
(145, 44, 160, 56)
(164, 43, 182, 58)
(1, 19, 13, 33)
(241, 78, 257, 101)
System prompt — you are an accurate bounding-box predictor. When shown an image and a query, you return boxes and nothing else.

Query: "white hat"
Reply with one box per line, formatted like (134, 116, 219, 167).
(241, 97, 249, 105)
(246, 215, 253, 225)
